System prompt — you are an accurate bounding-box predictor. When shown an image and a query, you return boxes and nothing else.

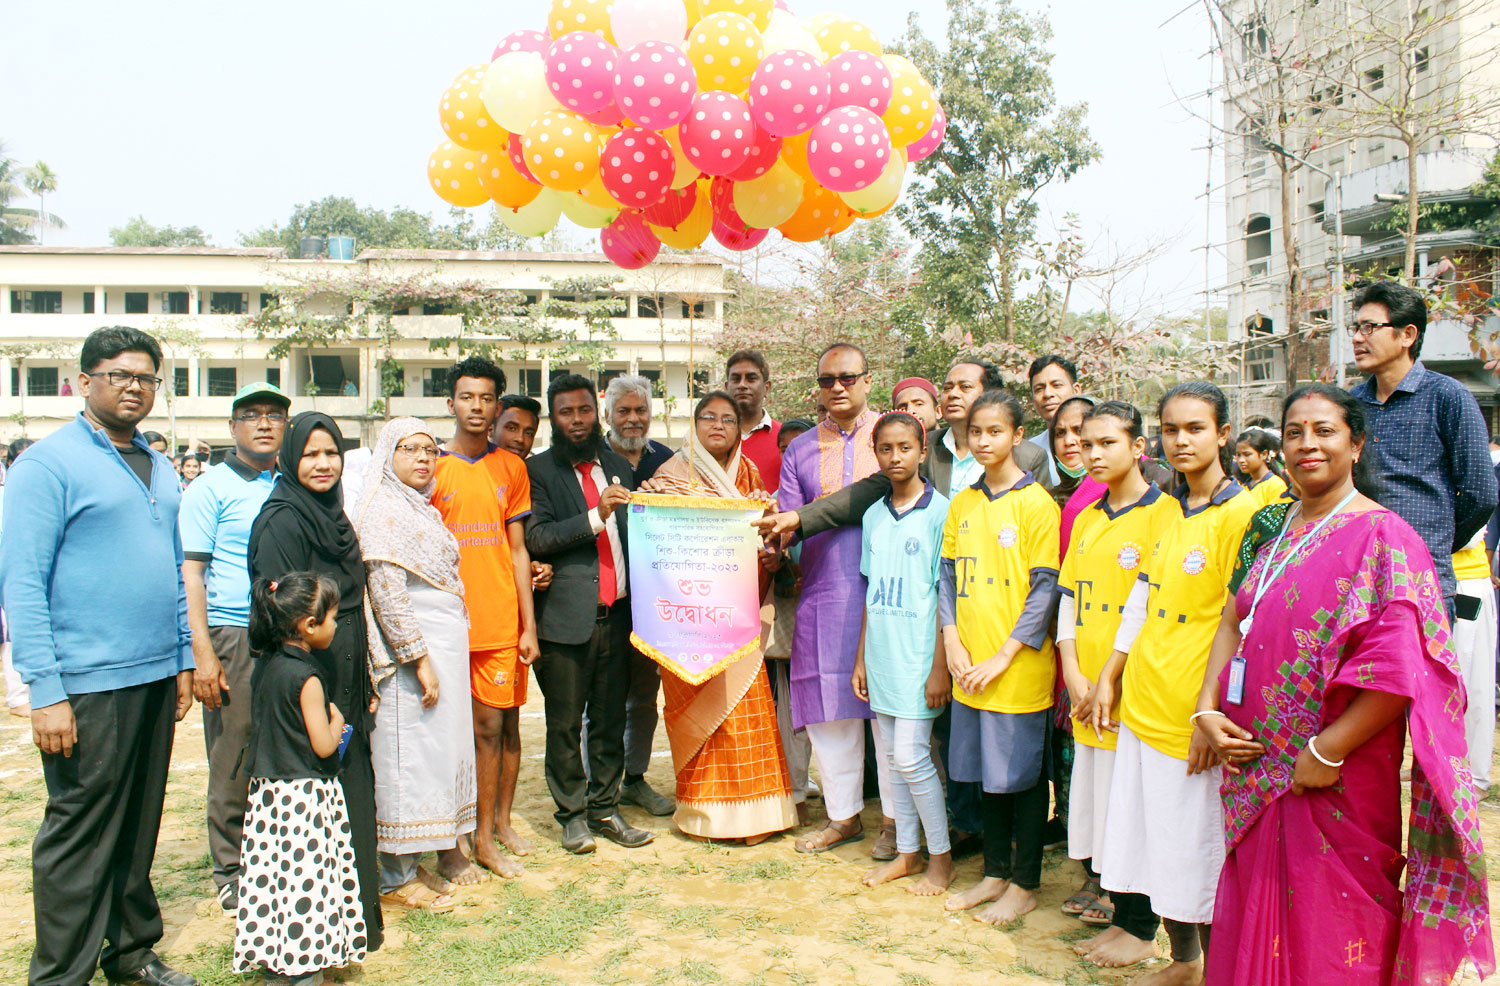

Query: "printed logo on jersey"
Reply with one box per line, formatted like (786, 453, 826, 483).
(442, 490, 457, 502)
(495, 483, 508, 504)
(1116, 540, 1143, 571)
(904, 537, 921, 556)
(996, 524, 1019, 549)
(1182, 544, 1209, 575)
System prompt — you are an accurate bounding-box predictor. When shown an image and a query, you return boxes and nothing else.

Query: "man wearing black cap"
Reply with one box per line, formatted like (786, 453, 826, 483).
(178, 381, 290, 911)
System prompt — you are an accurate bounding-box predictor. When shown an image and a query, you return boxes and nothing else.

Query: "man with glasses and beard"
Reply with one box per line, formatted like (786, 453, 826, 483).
(1, 327, 198, 986)
(179, 381, 290, 914)
(524, 374, 653, 854)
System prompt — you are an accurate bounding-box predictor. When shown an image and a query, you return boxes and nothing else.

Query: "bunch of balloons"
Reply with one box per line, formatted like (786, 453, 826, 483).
(426, 0, 946, 269)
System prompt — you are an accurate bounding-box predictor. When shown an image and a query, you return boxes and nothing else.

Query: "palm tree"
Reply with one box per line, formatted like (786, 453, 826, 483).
(23, 161, 62, 245)
(0, 143, 65, 244)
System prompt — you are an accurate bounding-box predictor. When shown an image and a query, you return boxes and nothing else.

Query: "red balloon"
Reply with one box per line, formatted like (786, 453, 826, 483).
(710, 175, 750, 233)
(712, 218, 769, 251)
(601, 211, 662, 269)
(508, 132, 541, 185)
(583, 101, 626, 126)
(600, 128, 676, 208)
(727, 121, 783, 181)
(679, 91, 755, 177)
(494, 29, 550, 59)
(642, 183, 697, 227)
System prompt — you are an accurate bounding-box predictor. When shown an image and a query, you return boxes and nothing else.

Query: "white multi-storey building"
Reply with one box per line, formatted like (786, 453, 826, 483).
(0, 245, 731, 451)
(1217, 0, 1500, 425)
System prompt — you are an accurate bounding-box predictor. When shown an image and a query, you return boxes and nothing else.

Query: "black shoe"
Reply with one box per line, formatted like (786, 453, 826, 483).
(216, 879, 238, 914)
(948, 829, 984, 860)
(108, 959, 199, 986)
(620, 777, 676, 816)
(561, 817, 597, 854)
(588, 811, 655, 847)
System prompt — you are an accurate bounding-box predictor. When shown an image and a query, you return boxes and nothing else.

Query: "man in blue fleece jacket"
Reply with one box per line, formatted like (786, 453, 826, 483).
(0, 327, 197, 986)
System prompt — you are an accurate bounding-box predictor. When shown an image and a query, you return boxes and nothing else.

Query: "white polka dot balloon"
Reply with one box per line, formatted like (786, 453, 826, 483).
(612, 41, 698, 130)
(805, 105, 891, 192)
(824, 49, 891, 115)
(678, 89, 756, 177)
(545, 31, 621, 115)
(599, 127, 676, 208)
(747, 49, 830, 137)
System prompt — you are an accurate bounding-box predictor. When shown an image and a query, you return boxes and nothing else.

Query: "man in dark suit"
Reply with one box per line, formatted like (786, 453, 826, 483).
(524, 374, 654, 854)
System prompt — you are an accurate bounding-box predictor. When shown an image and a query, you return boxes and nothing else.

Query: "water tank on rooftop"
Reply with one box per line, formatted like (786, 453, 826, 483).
(327, 235, 355, 260)
(300, 235, 326, 259)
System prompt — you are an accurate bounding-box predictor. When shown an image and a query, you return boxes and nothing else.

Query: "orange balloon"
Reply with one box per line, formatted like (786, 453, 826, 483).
(828, 201, 857, 234)
(781, 131, 813, 180)
(478, 149, 542, 209)
(428, 141, 490, 207)
(650, 178, 713, 247)
(777, 178, 840, 241)
(441, 64, 507, 151)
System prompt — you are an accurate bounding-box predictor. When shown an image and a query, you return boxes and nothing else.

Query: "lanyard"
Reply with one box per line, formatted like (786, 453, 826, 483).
(1238, 489, 1356, 636)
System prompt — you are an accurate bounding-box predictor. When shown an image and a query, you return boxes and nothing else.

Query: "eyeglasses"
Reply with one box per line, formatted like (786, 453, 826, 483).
(816, 372, 867, 390)
(233, 410, 288, 424)
(88, 370, 162, 392)
(1347, 320, 1396, 338)
(395, 443, 440, 460)
(696, 414, 739, 428)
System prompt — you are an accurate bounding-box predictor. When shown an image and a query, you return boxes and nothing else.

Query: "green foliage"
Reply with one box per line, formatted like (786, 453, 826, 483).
(895, 0, 1099, 342)
(0, 142, 65, 244)
(237, 195, 581, 254)
(110, 215, 211, 247)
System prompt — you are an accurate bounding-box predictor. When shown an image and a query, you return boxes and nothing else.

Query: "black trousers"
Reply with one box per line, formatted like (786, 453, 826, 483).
(535, 606, 631, 825)
(338, 727, 383, 953)
(981, 780, 1048, 890)
(30, 678, 175, 986)
(1112, 891, 1161, 942)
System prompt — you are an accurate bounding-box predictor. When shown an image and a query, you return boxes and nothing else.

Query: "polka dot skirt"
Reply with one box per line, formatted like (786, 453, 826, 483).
(234, 778, 368, 975)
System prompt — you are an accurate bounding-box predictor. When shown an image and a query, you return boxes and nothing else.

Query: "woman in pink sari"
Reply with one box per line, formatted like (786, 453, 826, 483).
(1190, 383, 1492, 986)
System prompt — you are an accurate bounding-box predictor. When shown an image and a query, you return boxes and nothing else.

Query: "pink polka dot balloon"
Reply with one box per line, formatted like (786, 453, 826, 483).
(584, 101, 626, 126)
(508, 132, 542, 184)
(748, 49, 830, 138)
(679, 90, 755, 177)
(642, 182, 697, 227)
(806, 105, 891, 192)
(712, 218, 769, 251)
(825, 50, 891, 115)
(906, 101, 946, 162)
(709, 175, 750, 232)
(600, 211, 662, 269)
(727, 120, 782, 180)
(613, 41, 697, 130)
(600, 127, 676, 207)
(494, 30, 551, 59)
(546, 32, 620, 114)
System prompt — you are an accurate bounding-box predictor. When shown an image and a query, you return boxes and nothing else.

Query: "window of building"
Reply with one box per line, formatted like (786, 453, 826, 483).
(1308, 200, 1326, 223)
(1414, 46, 1430, 72)
(681, 299, 710, 318)
(637, 294, 662, 318)
(174, 367, 189, 396)
(598, 368, 623, 390)
(125, 292, 149, 314)
(1245, 215, 1273, 278)
(260, 292, 278, 312)
(378, 359, 405, 397)
(82, 291, 95, 314)
(691, 368, 710, 396)
(422, 367, 449, 398)
(166, 291, 190, 314)
(9, 368, 17, 395)
(206, 367, 238, 397)
(639, 367, 661, 394)
(421, 301, 449, 315)
(267, 367, 281, 388)
(27, 366, 59, 396)
(1245, 316, 1278, 383)
(1365, 66, 1385, 91)
(520, 368, 542, 397)
(209, 292, 247, 315)
(11, 290, 63, 313)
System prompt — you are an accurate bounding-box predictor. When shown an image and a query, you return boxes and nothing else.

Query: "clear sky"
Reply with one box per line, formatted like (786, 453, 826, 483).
(1, 0, 1221, 314)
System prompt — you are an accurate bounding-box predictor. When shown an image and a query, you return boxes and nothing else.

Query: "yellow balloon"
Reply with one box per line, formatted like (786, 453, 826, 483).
(734, 159, 803, 228)
(688, 12, 763, 92)
(840, 151, 904, 215)
(780, 131, 813, 180)
(428, 142, 490, 207)
(523, 109, 603, 192)
(760, 11, 823, 58)
(662, 125, 701, 189)
(813, 16, 881, 58)
(881, 55, 936, 147)
(441, 64, 507, 151)
(650, 179, 713, 247)
(802, 12, 837, 33)
(684, 0, 702, 23)
(548, 0, 615, 42)
(561, 189, 621, 228)
(478, 149, 542, 209)
(482, 51, 561, 134)
(777, 178, 840, 241)
(501, 189, 566, 237)
(699, 0, 772, 31)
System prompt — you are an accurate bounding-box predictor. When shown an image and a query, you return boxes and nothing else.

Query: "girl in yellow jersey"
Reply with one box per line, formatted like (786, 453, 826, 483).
(939, 390, 1061, 927)
(1056, 401, 1175, 970)
(1084, 382, 1258, 986)
(1233, 428, 1288, 509)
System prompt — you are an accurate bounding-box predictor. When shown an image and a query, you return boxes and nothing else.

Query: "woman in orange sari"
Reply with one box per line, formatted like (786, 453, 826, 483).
(640, 391, 798, 844)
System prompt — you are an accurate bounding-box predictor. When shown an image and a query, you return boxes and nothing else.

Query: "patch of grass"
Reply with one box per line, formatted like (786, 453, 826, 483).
(897, 975, 934, 986)
(178, 942, 242, 986)
(723, 858, 795, 883)
(666, 904, 725, 937)
(675, 958, 722, 984)
(1003, 958, 1049, 977)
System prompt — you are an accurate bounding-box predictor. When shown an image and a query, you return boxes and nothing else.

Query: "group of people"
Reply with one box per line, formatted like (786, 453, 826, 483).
(0, 277, 1495, 986)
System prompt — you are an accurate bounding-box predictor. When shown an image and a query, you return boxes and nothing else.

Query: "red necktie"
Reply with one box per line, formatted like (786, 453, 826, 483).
(576, 464, 617, 607)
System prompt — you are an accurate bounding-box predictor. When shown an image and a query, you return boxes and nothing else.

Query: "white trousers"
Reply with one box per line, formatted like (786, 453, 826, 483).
(1068, 742, 1115, 863)
(1454, 578, 1496, 792)
(805, 718, 895, 821)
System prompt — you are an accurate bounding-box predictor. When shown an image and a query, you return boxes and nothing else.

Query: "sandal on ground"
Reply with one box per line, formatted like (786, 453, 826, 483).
(794, 819, 863, 854)
(869, 822, 898, 861)
(379, 878, 456, 914)
(1061, 886, 1102, 916)
(1079, 898, 1116, 927)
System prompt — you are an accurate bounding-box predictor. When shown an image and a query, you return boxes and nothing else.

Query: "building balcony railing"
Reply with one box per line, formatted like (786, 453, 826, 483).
(1323, 149, 1493, 237)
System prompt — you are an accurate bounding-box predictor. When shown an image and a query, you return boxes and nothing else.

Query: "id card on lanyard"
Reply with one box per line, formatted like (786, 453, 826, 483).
(1226, 655, 1247, 705)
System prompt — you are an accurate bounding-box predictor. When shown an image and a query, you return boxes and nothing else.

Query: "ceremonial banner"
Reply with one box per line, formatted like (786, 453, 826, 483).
(628, 492, 765, 685)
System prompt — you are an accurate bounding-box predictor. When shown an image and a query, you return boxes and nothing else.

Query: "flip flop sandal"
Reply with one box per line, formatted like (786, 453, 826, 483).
(794, 822, 863, 854)
(1079, 900, 1116, 927)
(1061, 889, 1101, 916)
(870, 824, 898, 861)
(379, 878, 456, 914)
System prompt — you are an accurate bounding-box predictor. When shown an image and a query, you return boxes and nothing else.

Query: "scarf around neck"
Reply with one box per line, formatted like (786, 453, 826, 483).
(352, 417, 464, 596)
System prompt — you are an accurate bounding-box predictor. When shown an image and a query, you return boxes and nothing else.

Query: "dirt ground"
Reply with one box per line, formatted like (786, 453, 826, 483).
(0, 699, 1495, 986)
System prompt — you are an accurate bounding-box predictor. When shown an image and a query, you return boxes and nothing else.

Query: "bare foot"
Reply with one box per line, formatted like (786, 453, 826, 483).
(435, 848, 488, 887)
(1132, 959, 1203, 985)
(794, 817, 862, 853)
(1074, 925, 1124, 955)
(945, 875, 1006, 912)
(861, 852, 925, 887)
(744, 833, 770, 847)
(472, 838, 524, 878)
(909, 851, 954, 896)
(1086, 931, 1157, 969)
(416, 866, 454, 895)
(494, 822, 534, 858)
(975, 883, 1036, 925)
